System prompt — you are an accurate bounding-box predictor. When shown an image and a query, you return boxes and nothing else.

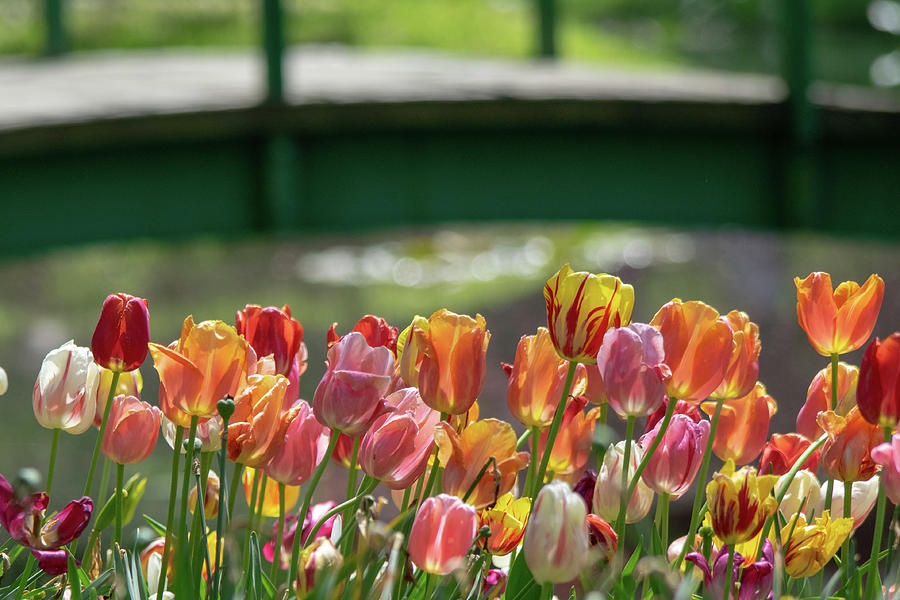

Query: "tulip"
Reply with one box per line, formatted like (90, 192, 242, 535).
(795, 272, 884, 357)
(781, 511, 853, 577)
(537, 397, 602, 480)
(639, 413, 710, 499)
(872, 434, 900, 504)
(331, 432, 359, 468)
(523, 480, 592, 583)
(543, 264, 634, 364)
(505, 327, 588, 428)
(32, 340, 96, 434)
(711, 310, 761, 400)
(585, 513, 618, 560)
(797, 362, 858, 440)
(478, 493, 531, 555)
(91, 293, 150, 372)
(706, 460, 778, 545)
(777, 468, 823, 521)
(236, 304, 304, 376)
(0, 366, 6, 396)
(592, 441, 653, 524)
(313, 332, 395, 435)
(757, 433, 820, 476)
(228, 374, 299, 468)
(140, 537, 171, 583)
(161, 414, 222, 453)
(149, 316, 249, 427)
(572, 470, 597, 509)
(241, 467, 300, 517)
(264, 501, 337, 568)
(822, 478, 879, 530)
(86, 365, 142, 428)
(650, 299, 734, 403)
(686, 541, 774, 600)
(858, 334, 900, 429)
(0, 473, 92, 552)
(434, 419, 530, 509)
(702, 382, 777, 465)
(645, 398, 702, 432)
(189, 470, 220, 519)
(818, 406, 881, 482)
(327, 315, 399, 355)
(359, 388, 440, 489)
(264, 401, 330, 486)
(595, 323, 671, 418)
(408, 494, 478, 575)
(400, 309, 490, 415)
(100, 395, 161, 465)
(294, 538, 343, 596)
(483, 569, 507, 598)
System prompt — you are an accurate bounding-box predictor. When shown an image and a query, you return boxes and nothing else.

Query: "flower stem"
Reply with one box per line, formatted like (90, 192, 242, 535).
(156, 425, 184, 598)
(211, 411, 231, 600)
(657, 492, 670, 551)
(525, 425, 540, 497)
(866, 427, 892, 600)
(344, 436, 361, 530)
(115, 462, 124, 545)
(516, 428, 532, 450)
(614, 415, 637, 547)
(532, 361, 577, 498)
(242, 467, 262, 574)
(625, 397, 676, 510)
(84, 370, 121, 497)
(843, 479, 853, 589)
(98, 459, 111, 504)
(724, 546, 735, 600)
(228, 462, 243, 523)
(176, 415, 199, 596)
(46, 428, 60, 496)
(271, 483, 286, 582)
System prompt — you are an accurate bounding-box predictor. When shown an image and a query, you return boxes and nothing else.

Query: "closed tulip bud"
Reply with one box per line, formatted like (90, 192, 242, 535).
(434, 419, 529, 509)
(32, 341, 96, 434)
(409, 494, 478, 575)
(543, 264, 634, 364)
(149, 316, 249, 427)
(483, 569, 507, 598)
(639, 413, 709, 499)
(777, 469, 823, 522)
(313, 332, 394, 435)
(593, 441, 653, 524)
(100, 395, 161, 464)
(872, 434, 900, 504)
(161, 414, 222, 453)
(241, 467, 300, 517)
(236, 304, 304, 377)
(86, 365, 142, 428)
(478, 493, 531, 555)
(818, 406, 881, 482)
(327, 315, 398, 355)
(359, 388, 440, 489)
(758, 433, 820, 476)
(711, 310, 761, 400)
(781, 511, 853, 577)
(797, 362, 858, 440)
(596, 323, 671, 418)
(537, 397, 602, 480)
(189, 470, 220, 519)
(264, 401, 329, 486)
(706, 460, 778, 545)
(702, 382, 777, 465)
(524, 480, 592, 583)
(650, 299, 734, 403)
(858, 334, 900, 429)
(228, 374, 298, 468)
(795, 272, 884, 356)
(294, 538, 343, 597)
(400, 309, 490, 415)
(91, 293, 150, 372)
(505, 327, 587, 428)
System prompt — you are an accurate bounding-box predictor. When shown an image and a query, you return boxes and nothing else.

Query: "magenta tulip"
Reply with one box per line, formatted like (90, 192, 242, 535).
(639, 414, 710, 499)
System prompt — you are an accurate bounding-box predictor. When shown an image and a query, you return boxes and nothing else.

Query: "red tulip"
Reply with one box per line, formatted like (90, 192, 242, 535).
(91, 293, 150, 372)
(236, 304, 304, 376)
(0, 473, 92, 554)
(327, 315, 398, 355)
(757, 433, 820, 476)
(858, 334, 900, 429)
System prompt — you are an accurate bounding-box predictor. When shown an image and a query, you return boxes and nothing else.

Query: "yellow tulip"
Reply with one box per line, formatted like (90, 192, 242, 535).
(781, 511, 853, 577)
(706, 459, 778, 545)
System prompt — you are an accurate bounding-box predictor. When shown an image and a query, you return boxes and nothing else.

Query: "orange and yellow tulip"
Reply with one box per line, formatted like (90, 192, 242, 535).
(537, 396, 602, 481)
(702, 382, 777, 465)
(228, 374, 298, 468)
(796, 362, 858, 440)
(818, 406, 882, 482)
(543, 264, 634, 364)
(706, 460, 778, 545)
(795, 272, 884, 357)
(400, 309, 490, 415)
(434, 419, 529, 509)
(711, 310, 761, 400)
(478, 493, 531, 555)
(781, 511, 853, 578)
(650, 299, 734, 403)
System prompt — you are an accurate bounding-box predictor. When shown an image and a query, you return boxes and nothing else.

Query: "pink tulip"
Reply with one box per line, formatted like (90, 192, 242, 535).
(639, 413, 710, 499)
(524, 480, 592, 583)
(264, 401, 330, 486)
(100, 395, 161, 465)
(312, 332, 395, 436)
(32, 341, 96, 434)
(595, 324, 671, 418)
(359, 388, 440, 489)
(408, 494, 478, 575)
(872, 434, 900, 504)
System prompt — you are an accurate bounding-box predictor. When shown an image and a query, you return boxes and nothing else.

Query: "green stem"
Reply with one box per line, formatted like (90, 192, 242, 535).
(176, 415, 199, 596)
(400, 487, 411, 514)
(46, 428, 60, 496)
(525, 425, 540, 496)
(462, 457, 497, 504)
(115, 462, 124, 545)
(191, 464, 213, 585)
(625, 397, 676, 512)
(156, 425, 184, 598)
(724, 546, 735, 600)
(228, 462, 243, 522)
(866, 428, 892, 600)
(242, 468, 262, 575)
(344, 436, 361, 530)
(516, 427, 532, 450)
(843, 479, 852, 589)
(271, 483, 286, 582)
(257, 474, 269, 529)
(211, 412, 231, 600)
(658, 492, 670, 552)
(422, 414, 449, 501)
(614, 415, 637, 546)
(84, 370, 121, 497)
(676, 395, 725, 570)
(13, 554, 35, 600)
(289, 429, 340, 585)
(539, 581, 553, 600)
(532, 361, 577, 498)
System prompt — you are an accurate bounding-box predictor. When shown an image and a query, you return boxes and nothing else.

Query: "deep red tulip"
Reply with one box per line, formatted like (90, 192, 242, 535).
(327, 315, 399, 355)
(757, 433, 820, 477)
(236, 304, 304, 376)
(91, 293, 150, 372)
(858, 334, 900, 429)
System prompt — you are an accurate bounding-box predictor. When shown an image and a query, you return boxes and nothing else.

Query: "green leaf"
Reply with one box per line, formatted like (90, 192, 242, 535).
(122, 475, 147, 526)
(82, 569, 114, 598)
(623, 539, 642, 578)
(141, 514, 168, 537)
(248, 531, 264, 600)
(93, 491, 124, 533)
(67, 552, 82, 600)
(505, 553, 540, 600)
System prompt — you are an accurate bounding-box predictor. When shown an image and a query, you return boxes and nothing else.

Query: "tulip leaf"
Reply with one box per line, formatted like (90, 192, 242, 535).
(93, 491, 125, 533)
(505, 553, 540, 600)
(141, 514, 167, 537)
(122, 475, 147, 526)
(67, 553, 82, 600)
(82, 568, 114, 598)
(247, 531, 276, 600)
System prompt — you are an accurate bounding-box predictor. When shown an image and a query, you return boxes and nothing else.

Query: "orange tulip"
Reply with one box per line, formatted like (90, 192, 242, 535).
(650, 299, 734, 403)
(796, 362, 858, 440)
(149, 316, 249, 427)
(434, 419, 529, 509)
(711, 310, 761, 400)
(818, 406, 882, 482)
(241, 467, 300, 517)
(478, 493, 531, 555)
(400, 309, 490, 415)
(543, 264, 634, 364)
(505, 327, 587, 429)
(795, 272, 884, 357)
(702, 382, 777, 465)
(227, 374, 299, 468)
(537, 396, 602, 480)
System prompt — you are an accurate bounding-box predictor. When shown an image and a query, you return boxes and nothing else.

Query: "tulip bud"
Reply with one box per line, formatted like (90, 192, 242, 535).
(706, 460, 777, 545)
(797, 362, 859, 440)
(595, 323, 671, 418)
(236, 304, 304, 377)
(858, 334, 900, 429)
(33, 341, 96, 434)
(639, 413, 709, 499)
(592, 441, 653, 524)
(777, 469, 822, 522)
(524, 480, 591, 583)
(702, 382, 777, 465)
(872, 434, 900, 504)
(327, 315, 398, 355)
(409, 494, 478, 575)
(228, 374, 298, 468)
(91, 293, 150, 372)
(264, 400, 329, 486)
(818, 407, 881, 482)
(294, 538, 343, 597)
(478, 493, 531, 556)
(781, 511, 853, 577)
(189, 471, 220, 519)
(100, 395, 161, 465)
